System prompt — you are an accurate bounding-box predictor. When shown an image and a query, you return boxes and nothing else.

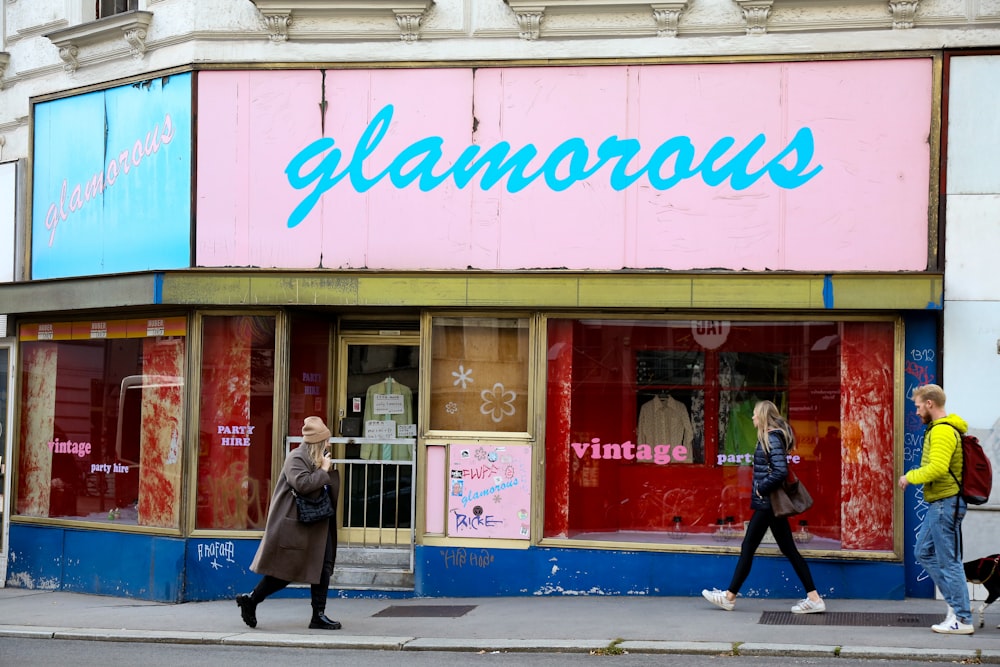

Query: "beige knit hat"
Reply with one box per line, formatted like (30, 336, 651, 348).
(302, 416, 331, 444)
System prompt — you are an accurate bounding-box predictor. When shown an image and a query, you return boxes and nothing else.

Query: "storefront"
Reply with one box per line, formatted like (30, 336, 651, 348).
(3, 55, 944, 602)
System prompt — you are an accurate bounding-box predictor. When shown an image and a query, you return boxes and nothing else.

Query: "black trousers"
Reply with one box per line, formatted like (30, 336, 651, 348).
(727, 507, 816, 595)
(250, 519, 337, 612)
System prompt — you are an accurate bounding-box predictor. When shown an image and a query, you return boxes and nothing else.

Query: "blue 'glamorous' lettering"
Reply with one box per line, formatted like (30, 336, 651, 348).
(284, 104, 823, 228)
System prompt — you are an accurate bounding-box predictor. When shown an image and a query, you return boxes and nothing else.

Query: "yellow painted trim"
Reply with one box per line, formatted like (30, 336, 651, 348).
(156, 272, 943, 311)
(421, 536, 532, 550)
(8, 515, 181, 536)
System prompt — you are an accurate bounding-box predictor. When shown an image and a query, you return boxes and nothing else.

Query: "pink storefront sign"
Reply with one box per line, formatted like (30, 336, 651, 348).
(196, 60, 932, 272)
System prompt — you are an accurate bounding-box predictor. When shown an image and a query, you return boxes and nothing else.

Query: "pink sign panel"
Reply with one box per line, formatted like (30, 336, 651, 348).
(196, 60, 932, 271)
(448, 444, 531, 539)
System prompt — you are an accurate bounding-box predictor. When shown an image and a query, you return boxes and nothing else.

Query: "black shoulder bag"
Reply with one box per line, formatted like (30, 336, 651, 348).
(291, 485, 334, 523)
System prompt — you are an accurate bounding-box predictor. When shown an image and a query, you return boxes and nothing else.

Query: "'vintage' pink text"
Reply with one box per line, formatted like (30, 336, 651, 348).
(572, 438, 689, 465)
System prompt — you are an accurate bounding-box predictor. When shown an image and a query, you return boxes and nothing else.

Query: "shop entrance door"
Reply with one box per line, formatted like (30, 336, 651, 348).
(0, 342, 14, 586)
(333, 335, 418, 549)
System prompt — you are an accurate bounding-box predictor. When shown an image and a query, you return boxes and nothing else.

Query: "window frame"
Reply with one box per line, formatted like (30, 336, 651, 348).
(97, 0, 139, 20)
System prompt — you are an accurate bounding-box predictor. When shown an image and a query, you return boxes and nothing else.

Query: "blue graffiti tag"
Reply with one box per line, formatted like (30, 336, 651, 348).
(284, 104, 823, 228)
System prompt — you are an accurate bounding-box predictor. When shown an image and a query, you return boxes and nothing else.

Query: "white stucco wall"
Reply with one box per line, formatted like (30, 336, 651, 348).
(944, 54, 1000, 562)
(3, 0, 1000, 160)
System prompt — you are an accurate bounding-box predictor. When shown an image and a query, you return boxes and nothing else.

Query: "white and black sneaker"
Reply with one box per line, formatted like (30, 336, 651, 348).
(931, 618, 974, 635)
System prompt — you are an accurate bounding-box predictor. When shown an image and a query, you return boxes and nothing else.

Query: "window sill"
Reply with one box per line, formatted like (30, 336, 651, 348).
(735, 0, 916, 35)
(0, 52, 10, 90)
(505, 0, 911, 39)
(249, 0, 434, 43)
(505, 0, 690, 39)
(44, 10, 153, 73)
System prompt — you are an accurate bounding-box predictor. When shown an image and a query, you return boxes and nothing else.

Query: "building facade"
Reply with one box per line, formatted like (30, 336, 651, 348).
(0, 1, 998, 603)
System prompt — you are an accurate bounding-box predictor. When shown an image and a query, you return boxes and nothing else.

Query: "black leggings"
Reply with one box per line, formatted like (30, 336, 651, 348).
(251, 521, 337, 612)
(727, 508, 816, 595)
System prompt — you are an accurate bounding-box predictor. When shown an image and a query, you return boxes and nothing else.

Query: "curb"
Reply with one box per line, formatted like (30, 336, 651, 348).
(0, 626, 997, 662)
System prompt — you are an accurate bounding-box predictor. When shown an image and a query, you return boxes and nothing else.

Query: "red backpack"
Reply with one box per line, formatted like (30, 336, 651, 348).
(947, 425, 993, 505)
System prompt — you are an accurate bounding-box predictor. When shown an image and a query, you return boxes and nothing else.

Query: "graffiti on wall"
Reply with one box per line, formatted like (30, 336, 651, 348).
(902, 317, 937, 597)
(196, 540, 237, 571)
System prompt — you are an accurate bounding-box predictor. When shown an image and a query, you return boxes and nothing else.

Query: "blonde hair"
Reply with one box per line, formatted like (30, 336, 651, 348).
(305, 441, 327, 468)
(912, 383, 946, 408)
(754, 400, 796, 452)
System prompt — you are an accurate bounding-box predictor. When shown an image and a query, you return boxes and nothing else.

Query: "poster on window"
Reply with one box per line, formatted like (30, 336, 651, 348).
(447, 444, 531, 540)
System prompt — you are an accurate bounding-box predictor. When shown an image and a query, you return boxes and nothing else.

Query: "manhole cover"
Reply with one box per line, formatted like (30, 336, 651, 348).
(373, 604, 477, 618)
(759, 611, 942, 627)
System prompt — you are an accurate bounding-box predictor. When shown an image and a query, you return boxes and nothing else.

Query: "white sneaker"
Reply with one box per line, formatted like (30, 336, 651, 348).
(702, 588, 735, 611)
(791, 597, 826, 614)
(931, 618, 974, 635)
(942, 607, 956, 624)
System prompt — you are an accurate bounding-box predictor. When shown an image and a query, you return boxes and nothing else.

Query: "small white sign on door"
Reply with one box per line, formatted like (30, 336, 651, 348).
(373, 393, 405, 415)
(365, 420, 396, 439)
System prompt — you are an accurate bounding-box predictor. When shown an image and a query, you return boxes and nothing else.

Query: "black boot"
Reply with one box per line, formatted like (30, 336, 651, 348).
(309, 612, 342, 630)
(236, 594, 258, 629)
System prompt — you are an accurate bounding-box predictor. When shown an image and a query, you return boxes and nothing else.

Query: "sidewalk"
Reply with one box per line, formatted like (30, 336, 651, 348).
(0, 588, 997, 661)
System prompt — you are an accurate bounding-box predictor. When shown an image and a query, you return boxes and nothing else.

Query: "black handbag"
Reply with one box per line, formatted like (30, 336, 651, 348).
(291, 485, 334, 524)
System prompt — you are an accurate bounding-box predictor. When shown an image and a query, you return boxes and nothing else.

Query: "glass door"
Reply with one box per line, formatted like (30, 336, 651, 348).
(335, 335, 419, 547)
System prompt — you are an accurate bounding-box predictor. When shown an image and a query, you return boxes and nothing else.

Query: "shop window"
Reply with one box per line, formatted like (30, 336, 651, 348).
(543, 318, 896, 554)
(287, 316, 330, 437)
(195, 315, 276, 531)
(98, 0, 138, 18)
(15, 318, 186, 528)
(429, 317, 529, 433)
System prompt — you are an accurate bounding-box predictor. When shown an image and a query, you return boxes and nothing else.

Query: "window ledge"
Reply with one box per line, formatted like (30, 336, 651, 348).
(505, 0, 916, 39)
(505, 1, 690, 40)
(733, 0, 919, 35)
(44, 11, 153, 73)
(0, 52, 10, 90)
(249, 0, 434, 43)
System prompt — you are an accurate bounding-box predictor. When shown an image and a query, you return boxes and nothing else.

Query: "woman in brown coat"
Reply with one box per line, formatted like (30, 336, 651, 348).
(236, 416, 341, 630)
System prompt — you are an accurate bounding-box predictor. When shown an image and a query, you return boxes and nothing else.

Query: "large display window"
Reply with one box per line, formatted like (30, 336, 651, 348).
(196, 315, 276, 531)
(15, 317, 187, 528)
(544, 318, 896, 553)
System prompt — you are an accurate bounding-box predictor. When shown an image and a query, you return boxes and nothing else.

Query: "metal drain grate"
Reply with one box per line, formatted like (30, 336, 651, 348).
(760, 611, 942, 627)
(373, 604, 477, 618)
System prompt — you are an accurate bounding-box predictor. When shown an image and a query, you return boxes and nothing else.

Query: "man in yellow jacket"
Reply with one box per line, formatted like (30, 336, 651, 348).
(898, 383, 973, 635)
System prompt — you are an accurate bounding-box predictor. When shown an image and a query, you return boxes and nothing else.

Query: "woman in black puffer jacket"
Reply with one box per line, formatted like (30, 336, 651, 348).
(702, 400, 826, 614)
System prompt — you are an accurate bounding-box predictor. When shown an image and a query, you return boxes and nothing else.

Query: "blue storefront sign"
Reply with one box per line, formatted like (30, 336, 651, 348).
(31, 73, 192, 279)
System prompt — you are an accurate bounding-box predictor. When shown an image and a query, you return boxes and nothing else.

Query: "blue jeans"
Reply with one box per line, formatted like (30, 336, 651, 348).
(914, 495, 970, 624)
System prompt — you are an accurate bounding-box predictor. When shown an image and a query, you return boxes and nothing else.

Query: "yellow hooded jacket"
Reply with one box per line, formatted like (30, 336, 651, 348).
(904, 414, 967, 503)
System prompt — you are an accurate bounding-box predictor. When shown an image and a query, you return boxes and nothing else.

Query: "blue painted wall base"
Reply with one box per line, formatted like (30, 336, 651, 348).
(6, 525, 910, 602)
(414, 545, 906, 600)
(6, 524, 184, 601)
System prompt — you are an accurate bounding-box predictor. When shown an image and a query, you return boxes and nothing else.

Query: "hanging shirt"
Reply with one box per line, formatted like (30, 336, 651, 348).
(637, 395, 694, 449)
(360, 377, 414, 461)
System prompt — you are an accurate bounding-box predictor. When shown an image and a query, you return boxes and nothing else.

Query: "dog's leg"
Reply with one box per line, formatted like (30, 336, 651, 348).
(986, 592, 999, 629)
(983, 599, 995, 629)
